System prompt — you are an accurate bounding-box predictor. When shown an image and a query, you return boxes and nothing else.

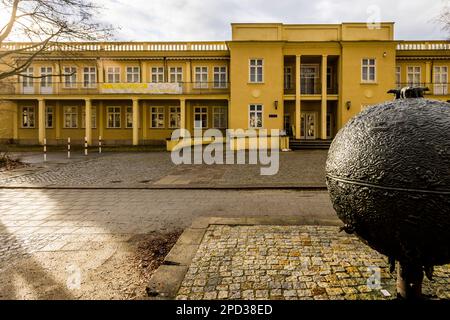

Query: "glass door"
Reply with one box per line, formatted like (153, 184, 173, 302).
(300, 112, 316, 140)
(434, 66, 448, 95)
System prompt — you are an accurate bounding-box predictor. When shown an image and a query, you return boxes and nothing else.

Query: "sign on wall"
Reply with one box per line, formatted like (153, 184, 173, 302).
(99, 83, 182, 94)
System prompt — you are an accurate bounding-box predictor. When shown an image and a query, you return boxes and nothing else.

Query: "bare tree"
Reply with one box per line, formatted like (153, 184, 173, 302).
(0, 0, 114, 81)
(438, 2, 450, 39)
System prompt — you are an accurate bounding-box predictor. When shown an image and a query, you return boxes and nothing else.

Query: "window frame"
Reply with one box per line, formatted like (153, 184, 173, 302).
(83, 67, 97, 88)
(126, 66, 140, 83)
(284, 66, 292, 90)
(107, 106, 122, 129)
(21, 106, 36, 128)
(249, 104, 263, 129)
(407, 66, 422, 87)
(21, 67, 34, 90)
(213, 106, 227, 129)
(106, 67, 121, 83)
(45, 106, 54, 129)
(169, 106, 181, 129)
(361, 58, 377, 83)
(249, 58, 264, 83)
(63, 106, 79, 129)
(169, 67, 183, 83)
(395, 66, 401, 89)
(150, 107, 165, 129)
(151, 67, 165, 83)
(40, 66, 53, 88)
(213, 66, 227, 88)
(194, 66, 209, 89)
(193, 107, 208, 129)
(63, 66, 77, 89)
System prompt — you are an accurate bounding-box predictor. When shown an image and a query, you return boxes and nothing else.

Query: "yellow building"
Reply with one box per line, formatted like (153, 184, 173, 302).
(0, 22, 449, 148)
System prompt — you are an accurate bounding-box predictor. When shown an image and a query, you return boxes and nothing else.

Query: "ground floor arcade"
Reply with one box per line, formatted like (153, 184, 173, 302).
(7, 98, 229, 145)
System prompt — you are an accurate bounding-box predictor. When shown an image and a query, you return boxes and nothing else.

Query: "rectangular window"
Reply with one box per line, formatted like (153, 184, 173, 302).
(127, 66, 140, 83)
(81, 106, 97, 129)
(249, 104, 263, 128)
(21, 67, 34, 92)
(151, 67, 164, 83)
(362, 58, 376, 82)
(434, 66, 448, 95)
(40, 67, 53, 88)
(107, 67, 121, 83)
(63, 67, 77, 88)
(213, 66, 227, 88)
(46, 106, 54, 128)
(407, 66, 421, 86)
(327, 66, 333, 90)
(83, 67, 97, 88)
(169, 107, 180, 128)
(169, 67, 183, 83)
(301, 65, 319, 94)
(284, 67, 292, 90)
(21, 106, 35, 128)
(126, 107, 133, 128)
(194, 107, 208, 129)
(151, 107, 165, 128)
(395, 66, 401, 89)
(107, 106, 121, 128)
(194, 67, 208, 88)
(63, 106, 78, 128)
(249, 59, 263, 83)
(213, 106, 227, 129)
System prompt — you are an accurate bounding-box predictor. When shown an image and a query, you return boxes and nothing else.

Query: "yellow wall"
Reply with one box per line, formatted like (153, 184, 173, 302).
(229, 42, 284, 130)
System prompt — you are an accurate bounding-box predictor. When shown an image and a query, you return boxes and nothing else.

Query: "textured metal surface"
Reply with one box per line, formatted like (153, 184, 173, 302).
(326, 98, 450, 270)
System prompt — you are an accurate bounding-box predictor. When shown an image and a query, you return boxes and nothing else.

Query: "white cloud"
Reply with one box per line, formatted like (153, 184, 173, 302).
(1, 0, 449, 41)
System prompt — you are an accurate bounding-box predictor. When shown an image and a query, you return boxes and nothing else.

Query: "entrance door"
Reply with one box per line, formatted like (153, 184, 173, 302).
(283, 114, 291, 136)
(300, 112, 316, 140)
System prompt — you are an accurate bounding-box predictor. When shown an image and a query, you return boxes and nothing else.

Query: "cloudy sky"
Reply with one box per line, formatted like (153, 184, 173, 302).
(93, 0, 449, 41)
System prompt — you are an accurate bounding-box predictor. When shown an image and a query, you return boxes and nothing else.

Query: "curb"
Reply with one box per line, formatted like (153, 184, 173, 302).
(145, 216, 342, 300)
(0, 185, 327, 191)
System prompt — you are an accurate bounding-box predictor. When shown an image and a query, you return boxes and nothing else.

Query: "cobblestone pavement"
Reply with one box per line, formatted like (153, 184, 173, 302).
(0, 151, 327, 188)
(0, 189, 334, 299)
(176, 225, 450, 300)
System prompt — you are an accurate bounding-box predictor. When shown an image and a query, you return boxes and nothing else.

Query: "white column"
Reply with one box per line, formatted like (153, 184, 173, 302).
(38, 99, 45, 145)
(85, 99, 92, 145)
(13, 104, 18, 140)
(295, 55, 301, 139)
(132, 98, 139, 146)
(321, 55, 328, 140)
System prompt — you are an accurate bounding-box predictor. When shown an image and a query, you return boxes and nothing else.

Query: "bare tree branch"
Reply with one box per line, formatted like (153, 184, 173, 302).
(0, 0, 115, 81)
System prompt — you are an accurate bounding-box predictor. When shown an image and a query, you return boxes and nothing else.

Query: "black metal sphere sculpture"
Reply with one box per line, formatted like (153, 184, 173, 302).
(326, 87, 450, 299)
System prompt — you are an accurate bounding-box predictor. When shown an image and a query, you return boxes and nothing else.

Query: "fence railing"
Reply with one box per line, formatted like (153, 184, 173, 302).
(0, 81, 230, 95)
(0, 41, 229, 53)
(397, 41, 450, 51)
(396, 83, 450, 96)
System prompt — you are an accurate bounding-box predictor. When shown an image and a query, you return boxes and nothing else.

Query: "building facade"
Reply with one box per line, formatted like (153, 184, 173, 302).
(0, 23, 449, 146)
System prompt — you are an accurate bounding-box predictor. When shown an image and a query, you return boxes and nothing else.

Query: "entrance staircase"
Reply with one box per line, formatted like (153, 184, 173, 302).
(289, 139, 333, 150)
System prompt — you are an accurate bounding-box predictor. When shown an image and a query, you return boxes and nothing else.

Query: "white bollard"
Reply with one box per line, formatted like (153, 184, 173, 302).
(68, 137, 71, 159)
(84, 137, 88, 156)
(43, 138, 47, 162)
(99, 135, 102, 154)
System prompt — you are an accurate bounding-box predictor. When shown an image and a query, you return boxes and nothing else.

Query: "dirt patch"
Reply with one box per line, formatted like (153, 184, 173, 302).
(129, 230, 183, 297)
(0, 154, 26, 171)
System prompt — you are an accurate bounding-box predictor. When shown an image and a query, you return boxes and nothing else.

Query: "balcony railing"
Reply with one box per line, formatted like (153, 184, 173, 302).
(283, 78, 338, 95)
(396, 83, 450, 96)
(0, 81, 230, 96)
(0, 41, 229, 52)
(397, 41, 450, 51)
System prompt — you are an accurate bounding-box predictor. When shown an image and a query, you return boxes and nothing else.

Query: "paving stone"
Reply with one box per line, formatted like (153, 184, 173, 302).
(176, 225, 450, 300)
